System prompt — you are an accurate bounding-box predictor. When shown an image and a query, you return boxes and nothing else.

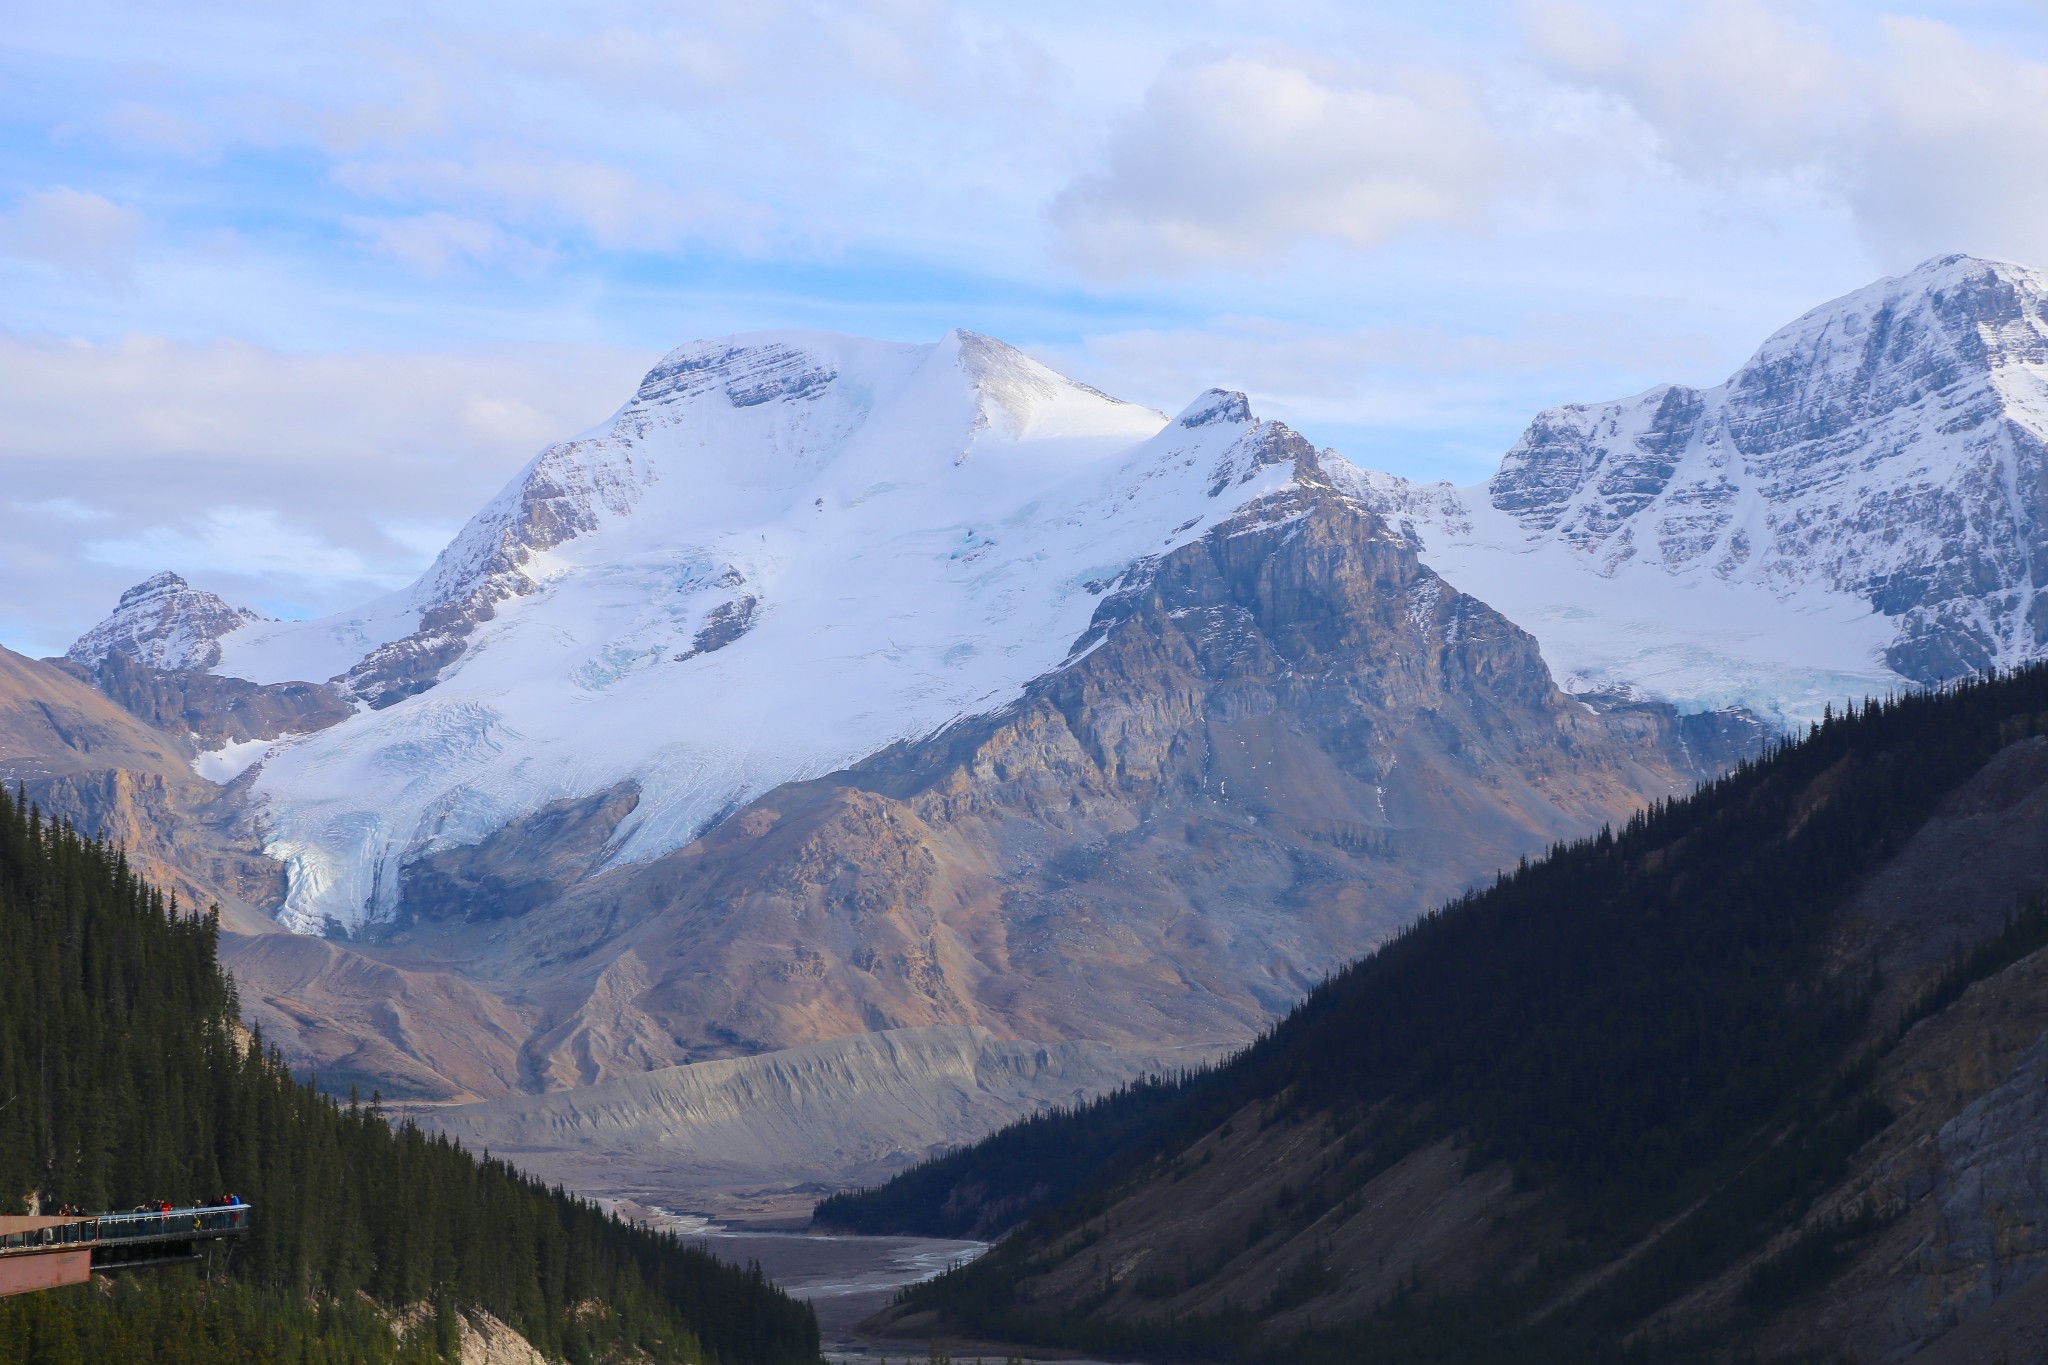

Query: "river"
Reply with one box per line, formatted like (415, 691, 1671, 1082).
(661, 1213, 1122, 1364)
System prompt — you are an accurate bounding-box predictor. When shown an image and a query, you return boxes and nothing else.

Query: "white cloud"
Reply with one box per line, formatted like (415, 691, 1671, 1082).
(1851, 17, 2048, 266)
(0, 331, 655, 656)
(85, 506, 394, 586)
(102, 101, 220, 159)
(0, 188, 146, 280)
(0, 331, 650, 471)
(1052, 54, 1520, 276)
(1523, 0, 1848, 178)
(346, 211, 553, 276)
(9, 497, 113, 523)
(1522, 1, 2048, 266)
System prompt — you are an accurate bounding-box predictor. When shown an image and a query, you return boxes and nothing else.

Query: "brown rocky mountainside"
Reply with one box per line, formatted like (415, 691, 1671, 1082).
(851, 677, 2048, 1362)
(0, 644, 278, 929)
(353, 448, 1747, 1094)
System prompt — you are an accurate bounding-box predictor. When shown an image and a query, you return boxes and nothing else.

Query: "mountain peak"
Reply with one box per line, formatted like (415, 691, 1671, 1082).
(1175, 389, 1254, 429)
(69, 572, 263, 674)
(120, 570, 189, 603)
(940, 329, 1150, 444)
(629, 329, 916, 413)
(1344, 254, 2048, 719)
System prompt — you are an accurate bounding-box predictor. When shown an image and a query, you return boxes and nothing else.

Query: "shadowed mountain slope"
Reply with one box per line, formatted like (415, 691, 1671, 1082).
(832, 665, 2048, 1363)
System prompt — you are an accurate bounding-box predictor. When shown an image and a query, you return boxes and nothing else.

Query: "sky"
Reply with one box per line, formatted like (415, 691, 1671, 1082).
(5, 0, 2048, 657)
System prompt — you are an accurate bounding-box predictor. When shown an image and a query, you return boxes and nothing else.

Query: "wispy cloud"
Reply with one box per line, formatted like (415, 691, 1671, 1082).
(85, 505, 399, 585)
(1052, 53, 1535, 276)
(0, 188, 146, 281)
(346, 211, 554, 277)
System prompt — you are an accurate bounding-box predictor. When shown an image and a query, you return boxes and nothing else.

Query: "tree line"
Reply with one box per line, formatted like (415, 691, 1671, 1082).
(0, 786, 820, 1365)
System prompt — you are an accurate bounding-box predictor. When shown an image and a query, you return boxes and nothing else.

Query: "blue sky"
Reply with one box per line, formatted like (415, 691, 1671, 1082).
(5, 0, 2048, 655)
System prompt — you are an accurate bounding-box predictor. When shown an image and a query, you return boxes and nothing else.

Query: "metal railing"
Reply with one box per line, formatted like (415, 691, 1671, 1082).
(0, 1206, 251, 1257)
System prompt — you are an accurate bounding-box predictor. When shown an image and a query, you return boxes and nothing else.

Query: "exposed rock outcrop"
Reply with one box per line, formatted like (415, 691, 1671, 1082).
(59, 572, 353, 752)
(1487, 256, 2048, 683)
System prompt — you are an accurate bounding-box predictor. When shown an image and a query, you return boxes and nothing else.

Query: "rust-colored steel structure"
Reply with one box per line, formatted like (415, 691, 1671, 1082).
(0, 1205, 251, 1297)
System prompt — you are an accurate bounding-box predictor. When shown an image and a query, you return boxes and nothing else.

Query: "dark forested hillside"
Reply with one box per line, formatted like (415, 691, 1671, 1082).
(831, 667, 2048, 1362)
(0, 785, 820, 1365)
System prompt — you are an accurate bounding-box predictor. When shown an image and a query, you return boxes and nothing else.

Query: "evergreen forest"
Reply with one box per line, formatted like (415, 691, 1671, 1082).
(0, 784, 821, 1365)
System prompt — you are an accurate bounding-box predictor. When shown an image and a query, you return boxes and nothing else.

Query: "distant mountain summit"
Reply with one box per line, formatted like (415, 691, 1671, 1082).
(1361, 254, 2048, 721)
(66, 570, 262, 673)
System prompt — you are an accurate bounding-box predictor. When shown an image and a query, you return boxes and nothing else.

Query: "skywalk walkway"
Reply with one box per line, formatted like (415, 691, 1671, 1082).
(0, 1204, 251, 1296)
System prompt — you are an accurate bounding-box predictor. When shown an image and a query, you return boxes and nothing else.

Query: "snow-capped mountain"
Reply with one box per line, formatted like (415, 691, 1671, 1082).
(1354, 255, 2048, 725)
(185, 330, 1304, 932)
(67, 571, 263, 673)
